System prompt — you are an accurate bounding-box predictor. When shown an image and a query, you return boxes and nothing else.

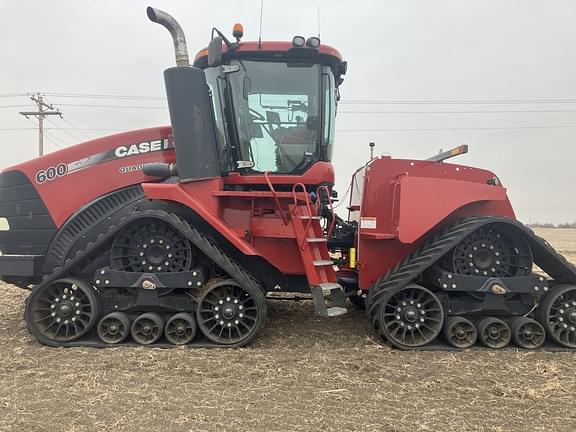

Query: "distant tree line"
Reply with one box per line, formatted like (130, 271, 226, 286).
(528, 222, 576, 228)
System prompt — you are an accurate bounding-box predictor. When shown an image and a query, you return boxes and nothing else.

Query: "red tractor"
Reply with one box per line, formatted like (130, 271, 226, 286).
(1, 7, 575, 350)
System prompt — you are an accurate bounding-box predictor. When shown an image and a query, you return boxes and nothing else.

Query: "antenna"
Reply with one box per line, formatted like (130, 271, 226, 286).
(317, 6, 321, 38)
(258, 0, 264, 48)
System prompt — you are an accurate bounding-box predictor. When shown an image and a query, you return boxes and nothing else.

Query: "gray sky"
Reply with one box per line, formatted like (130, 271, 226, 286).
(1, 0, 575, 223)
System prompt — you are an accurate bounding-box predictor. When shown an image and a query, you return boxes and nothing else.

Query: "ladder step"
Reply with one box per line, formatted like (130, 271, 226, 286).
(326, 307, 348, 317)
(313, 260, 333, 266)
(298, 215, 322, 220)
(310, 285, 348, 317)
(319, 282, 342, 293)
(307, 237, 327, 243)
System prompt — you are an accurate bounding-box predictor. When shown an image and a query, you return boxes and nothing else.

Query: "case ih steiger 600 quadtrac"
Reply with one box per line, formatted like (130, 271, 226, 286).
(1, 7, 575, 350)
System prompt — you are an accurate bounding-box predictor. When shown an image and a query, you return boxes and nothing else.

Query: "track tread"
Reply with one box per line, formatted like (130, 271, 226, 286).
(26, 209, 266, 348)
(367, 216, 576, 341)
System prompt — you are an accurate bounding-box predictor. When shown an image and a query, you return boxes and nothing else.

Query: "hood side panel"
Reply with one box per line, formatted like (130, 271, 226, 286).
(5, 127, 175, 227)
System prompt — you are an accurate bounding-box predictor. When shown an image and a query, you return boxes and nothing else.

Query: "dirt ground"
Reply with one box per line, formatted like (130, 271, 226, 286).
(1, 229, 576, 432)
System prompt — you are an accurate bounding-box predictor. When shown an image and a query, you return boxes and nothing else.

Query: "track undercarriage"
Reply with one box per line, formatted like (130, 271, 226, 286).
(19, 186, 576, 350)
(367, 217, 576, 350)
(24, 189, 268, 348)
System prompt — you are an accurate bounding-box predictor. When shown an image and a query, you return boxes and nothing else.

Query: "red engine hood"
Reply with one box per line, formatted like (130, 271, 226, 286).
(4, 126, 176, 227)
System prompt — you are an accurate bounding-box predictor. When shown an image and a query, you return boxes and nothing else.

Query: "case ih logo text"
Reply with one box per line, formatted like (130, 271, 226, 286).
(114, 139, 172, 158)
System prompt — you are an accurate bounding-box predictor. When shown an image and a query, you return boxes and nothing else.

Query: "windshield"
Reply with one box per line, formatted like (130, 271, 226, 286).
(228, 60, 327, 174)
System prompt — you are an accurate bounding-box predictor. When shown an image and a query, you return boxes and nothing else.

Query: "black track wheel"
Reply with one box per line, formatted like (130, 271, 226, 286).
(378, 284, 444, 349)
(131, 313, 164, 345)
(447, 224, 532, 277)
(111, 219, 193, 273)
(538, 284, 576, 348)
(25, 278, 101, 345)
(197, 279, 266, 346)
(477, 317, 511, 349)
(443, 316, 477, 349)
(165, 313, 197, 345)
(510, 317, 545, 349)
(97, 312, 131, 344)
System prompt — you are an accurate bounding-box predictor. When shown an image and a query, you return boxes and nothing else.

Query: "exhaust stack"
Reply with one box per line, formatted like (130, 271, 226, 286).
(146, 7, 190, 67)
(147, 6, 220, 182)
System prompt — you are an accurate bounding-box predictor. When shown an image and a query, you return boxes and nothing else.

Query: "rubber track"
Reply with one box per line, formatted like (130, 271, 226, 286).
(42, 185, 144, 273)
(366, 216, 576, 334)
(27, 209, 265, 348)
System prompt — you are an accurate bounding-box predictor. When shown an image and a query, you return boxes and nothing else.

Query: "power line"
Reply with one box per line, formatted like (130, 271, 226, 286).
(340, 99, 576, 105)
(52, 104, 576, 113)
(44, 92, 165, 101)
(0, 104, 34, 109)
(45, 128, 127, 131)
(43, 96, 92, 141)
(0, 127, 126, 131)
(1, 125, 576, 133)
(38, 92, 576, 105)
(60, 117, 91, 140)
(22, 117, 63, 152)
(45, 117, 83, 143)
(336, 125, 576, 132)
(42, 129, 67, 149)
(339, 109, 576, 114)
(56, 103, 166, 110)
(0, 93, 27, 98)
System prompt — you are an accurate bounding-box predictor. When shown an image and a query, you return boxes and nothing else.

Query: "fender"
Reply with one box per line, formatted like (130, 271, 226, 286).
(143, 180, 260, 256)
(396, 176, 514, 243)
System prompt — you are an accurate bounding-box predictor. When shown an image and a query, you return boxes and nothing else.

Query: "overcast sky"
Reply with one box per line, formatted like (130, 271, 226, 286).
(1, 0, 575, 223)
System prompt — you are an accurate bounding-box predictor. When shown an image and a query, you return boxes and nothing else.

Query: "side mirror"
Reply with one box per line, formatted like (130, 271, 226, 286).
(208, 36, 223, 67)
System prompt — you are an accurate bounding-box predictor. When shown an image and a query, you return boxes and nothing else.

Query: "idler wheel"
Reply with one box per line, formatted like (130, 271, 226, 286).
(538, 284, 576, 348)
(131, 312, 164, 345)
(477, 317, 511, 349)
(378, 283, 444, 349)
(25, 278, 101, 344)
(165, 312, 197, 345)
(97, 312, 131, 344)
(510, 317, 545, 349)
(111, 220, 192, 274)
(197, 279, 266, 346)
(443, 316, 477, 349)
(448, 225, 532, 278)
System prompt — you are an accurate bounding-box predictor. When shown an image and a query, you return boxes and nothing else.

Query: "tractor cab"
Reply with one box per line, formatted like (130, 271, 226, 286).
(193, 31, 347, 177)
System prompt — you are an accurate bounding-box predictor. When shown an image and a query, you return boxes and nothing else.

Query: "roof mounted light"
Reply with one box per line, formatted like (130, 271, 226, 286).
(305, 36, 320, 49)
(232, 23, 244, 42)
(292, 35, 305, 47)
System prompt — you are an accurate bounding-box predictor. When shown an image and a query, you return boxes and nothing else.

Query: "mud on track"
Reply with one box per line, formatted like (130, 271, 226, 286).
(1, 229, 576, 432)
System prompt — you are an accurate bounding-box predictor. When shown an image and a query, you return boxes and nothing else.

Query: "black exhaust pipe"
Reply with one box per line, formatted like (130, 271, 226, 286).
(147, 7, 220, 182)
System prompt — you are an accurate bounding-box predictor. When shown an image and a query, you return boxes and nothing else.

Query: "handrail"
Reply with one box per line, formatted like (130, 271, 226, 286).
(316, 185, 336, 238)
(292, 182, 315, 249)
(264, 171, 288, 225)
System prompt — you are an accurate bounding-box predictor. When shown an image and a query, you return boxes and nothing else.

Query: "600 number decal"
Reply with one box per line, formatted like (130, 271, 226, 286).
(36, 163, 68, 184)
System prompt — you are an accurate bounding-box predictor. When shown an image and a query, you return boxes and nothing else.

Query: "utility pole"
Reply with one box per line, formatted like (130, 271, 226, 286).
(19, 93, 62, 156)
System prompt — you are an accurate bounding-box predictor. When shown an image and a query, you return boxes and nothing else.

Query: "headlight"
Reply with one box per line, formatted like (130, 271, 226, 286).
(306, 36, 320, 48)
(292, 36, 305, 47)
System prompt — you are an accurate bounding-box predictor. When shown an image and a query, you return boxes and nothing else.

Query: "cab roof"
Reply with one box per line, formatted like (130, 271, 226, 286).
(193, 40, 343, 69)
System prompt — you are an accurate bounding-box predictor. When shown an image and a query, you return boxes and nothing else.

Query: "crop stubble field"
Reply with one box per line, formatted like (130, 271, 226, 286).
(1, 228, 576, 432)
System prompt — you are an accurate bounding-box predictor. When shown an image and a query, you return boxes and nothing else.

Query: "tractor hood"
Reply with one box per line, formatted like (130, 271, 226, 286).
(3, 127, 175, 227)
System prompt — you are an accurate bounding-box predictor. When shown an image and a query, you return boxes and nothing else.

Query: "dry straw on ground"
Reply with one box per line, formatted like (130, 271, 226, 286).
(1, 229, 576, 431)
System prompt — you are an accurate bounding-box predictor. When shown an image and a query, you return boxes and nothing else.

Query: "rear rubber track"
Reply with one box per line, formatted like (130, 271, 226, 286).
(25, 208, 266, 348)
